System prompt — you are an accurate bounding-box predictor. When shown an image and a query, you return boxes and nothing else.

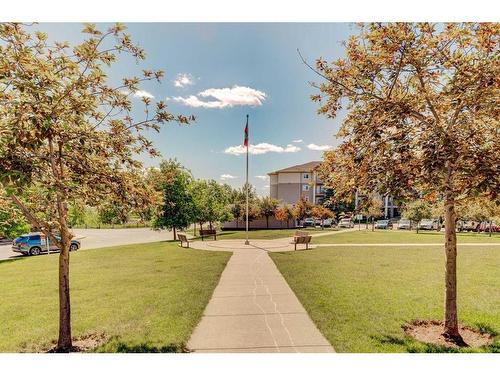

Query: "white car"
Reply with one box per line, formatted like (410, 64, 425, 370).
(418, 219, 439, 230)
(338, 218, 354, 228)
(322, 218, 334, 228)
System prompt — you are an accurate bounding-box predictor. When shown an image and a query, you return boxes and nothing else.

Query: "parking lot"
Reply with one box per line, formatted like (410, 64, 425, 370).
(0, 228, 174, 261)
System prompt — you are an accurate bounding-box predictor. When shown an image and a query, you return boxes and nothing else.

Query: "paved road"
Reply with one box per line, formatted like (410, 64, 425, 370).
(0, 228, 174, 261)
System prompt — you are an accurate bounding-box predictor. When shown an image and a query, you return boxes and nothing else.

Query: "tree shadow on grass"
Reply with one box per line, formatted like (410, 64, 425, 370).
(94, 337, 189, 353)
(0, 256, 27, 265)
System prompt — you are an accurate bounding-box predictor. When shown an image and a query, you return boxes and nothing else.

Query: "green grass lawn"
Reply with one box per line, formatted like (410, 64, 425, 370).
(186, 227, 337, 240)
(270, 245, 500, 353)
(0, 242, 231, 352)
(314, 229, 500, 244)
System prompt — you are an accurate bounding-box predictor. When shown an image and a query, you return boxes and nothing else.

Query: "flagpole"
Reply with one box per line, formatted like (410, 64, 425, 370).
(245, 114, 250, 245)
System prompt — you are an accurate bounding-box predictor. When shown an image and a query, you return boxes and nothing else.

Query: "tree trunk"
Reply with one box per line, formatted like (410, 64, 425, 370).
(489, 220, 492, 237)
(286, 219, 289, 228)
(10, 192, 73, 351)
(266, 216, 269, 229)
(173, 227, 177, 241)
(236, 219, 238, 229)
(416, 221, 419, 234)
(371, 217, 374, 232)
(58, 225, 72, 351)
(53, 185, 72, 351)
(443, 195, 464, 345)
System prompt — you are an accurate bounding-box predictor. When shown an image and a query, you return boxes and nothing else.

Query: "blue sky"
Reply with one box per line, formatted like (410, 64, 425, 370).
(37, 23, 354, 195)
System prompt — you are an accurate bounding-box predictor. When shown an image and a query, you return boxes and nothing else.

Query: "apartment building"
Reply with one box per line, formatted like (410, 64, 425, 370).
(269, 161, 399, 218)
(268, 161, 325, 205)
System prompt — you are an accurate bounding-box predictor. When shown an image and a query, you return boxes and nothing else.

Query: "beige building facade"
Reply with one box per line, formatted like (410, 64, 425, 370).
(268, 161, 325, 205)
(269, 161, 399, 218)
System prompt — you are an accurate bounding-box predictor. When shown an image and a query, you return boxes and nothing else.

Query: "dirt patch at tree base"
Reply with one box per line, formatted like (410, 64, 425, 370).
(46, 333, 109, 353)
(403, 320, 493, 349)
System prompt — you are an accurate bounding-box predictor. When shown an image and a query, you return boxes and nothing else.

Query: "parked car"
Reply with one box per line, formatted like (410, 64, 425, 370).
(338, 218, 354, 228)
(12, 232, 80, 256)
(303, 218, 315, 227)
(374, 219, 393, 229)
(478, 221, 500, 233)
(397, 219, 412, 230)
(461, 221, 480, 232)
(418, 219, 439, 231)
(321, 218, 335, 228)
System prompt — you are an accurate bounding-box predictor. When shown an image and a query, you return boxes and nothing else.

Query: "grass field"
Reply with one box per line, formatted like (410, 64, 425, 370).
(187, 227, 337, 240)
(270, 245, 500, 353)
(0, 242, 231, 352)
(313, 229, 500, 244)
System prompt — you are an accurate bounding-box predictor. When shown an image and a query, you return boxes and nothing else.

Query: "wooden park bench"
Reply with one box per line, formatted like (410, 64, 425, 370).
(292, 232, 312, 251)
(199, 229, 217, 241)
(178, 233, 191, 248)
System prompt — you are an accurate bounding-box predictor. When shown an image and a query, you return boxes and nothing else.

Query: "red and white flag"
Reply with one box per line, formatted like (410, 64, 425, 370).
(243, 116, 249, 147)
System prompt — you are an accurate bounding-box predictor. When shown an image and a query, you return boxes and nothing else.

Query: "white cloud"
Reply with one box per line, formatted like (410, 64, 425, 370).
(174, 73, 195, 88)
(173, 85, 266, 109)
(255, 175, 269, 180)
(307, 143, 333, 151)
(292, 139, 303, 143)
(120, 90, 155, 99)
(225, 143, 301, 156)
(263, 184, 270, 188)
(133, 90, 154, 99)
(220, 174, 237, 180)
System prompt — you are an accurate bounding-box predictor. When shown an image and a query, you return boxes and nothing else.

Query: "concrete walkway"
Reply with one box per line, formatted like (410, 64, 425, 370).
(187, 243, 334, 353)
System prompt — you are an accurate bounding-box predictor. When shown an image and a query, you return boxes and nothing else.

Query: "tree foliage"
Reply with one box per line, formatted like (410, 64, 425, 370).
(275, 204, 296, 228)
(310, 23, 499, 342)
(0, 23, 192, 350)
(152, 159, 194, 239)
(259, 196, 279, 228)
(311, 205, 335, 228)
(0, 188, 29, 239)
(293, 197, 313, 221)
(401, 199, 433, 233)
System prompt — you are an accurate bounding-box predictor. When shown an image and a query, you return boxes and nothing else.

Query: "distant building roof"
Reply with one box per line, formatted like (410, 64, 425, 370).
(268, 161, 322, 175)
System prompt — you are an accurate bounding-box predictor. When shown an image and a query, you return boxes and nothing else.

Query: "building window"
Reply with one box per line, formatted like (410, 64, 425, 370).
(303, 173, 309, 179)
(303, 184, 309, 191)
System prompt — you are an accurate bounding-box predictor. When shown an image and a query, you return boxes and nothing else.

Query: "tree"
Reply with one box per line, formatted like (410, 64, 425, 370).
(230, 202, 244, 228)
(461, 198, 500, 237)
(359, 194, 384, 231)
(323, 187, 355, 216)
(0, 23, 192, 351)
(402, 199, 433, 233)
(309, 23, 499, 343)
(275, 205, 295, 228)
(311, 205, 335, 229)
(293, 197, 313, 222)
(259, 197, 279, 228)
(228, 183, 260, 225)
(190, 179, 233, 231)
(153, 160, 194, 240)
